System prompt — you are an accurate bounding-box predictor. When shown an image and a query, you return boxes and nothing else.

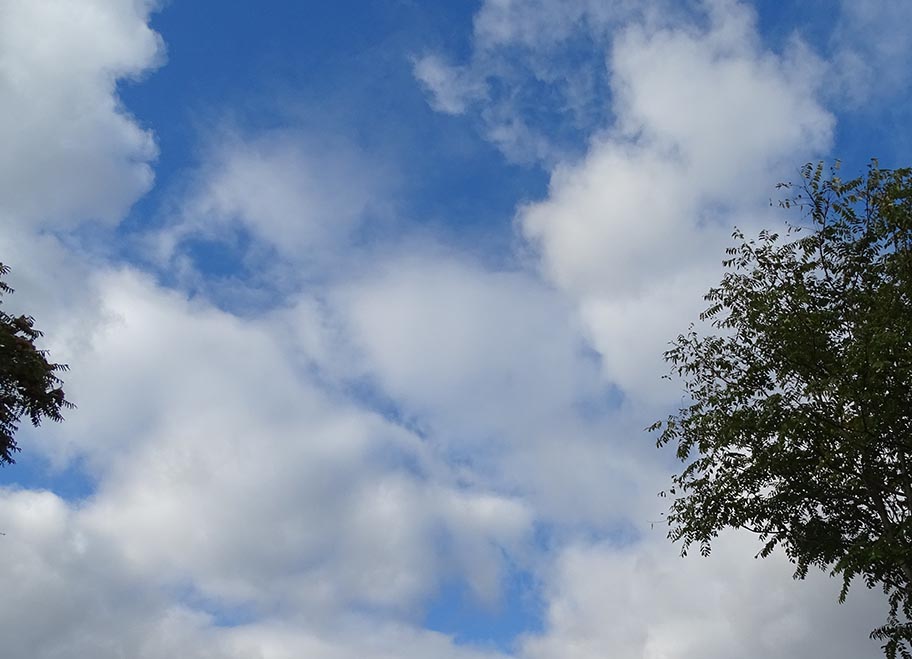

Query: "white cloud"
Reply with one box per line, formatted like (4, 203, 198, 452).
(0, 263, 537, 656)
(317, 251, 663, 528)
(0, 0, 162, 228)
(0, 488, 515, 659)
(20, 268, 530, 617)
(413, 55, 485, 115)
(472, 0, 632, 49)
(829, 0, 912, 106)
(154, 129, 390, 281)
(0, 485, 889, 659)
(329, 254, 592, 445)
(0, 3, 537, 638)
(0, 488, 222, 659)
(413, 0, 689, 164)
(520, 533, 886, 659)
(218, 621, 512, 659)
(0, 0, 897, 656)
(517, 0, 833, 398)
(411, 6, 892, 654)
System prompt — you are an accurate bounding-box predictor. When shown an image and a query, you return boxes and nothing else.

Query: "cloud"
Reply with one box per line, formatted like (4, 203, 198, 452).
(0, 0, 540, 640)
(153, 128, 391, 285)
(0, 487, 888, 659)
(328, 254, 593, 446)
(470, 0, 640, 48)
(0, 260, 546, 658)
(19, 267, 530, 616)
(316, 250, 664, 529)
(516, 0, 833, 398)
(412, 7, 893, 655)
(0, 0, 162, 228)
(0, 243, 540, 656)
(0, 488, 515, 659)
(413, 56, 485, 115)
(0, 0, 897, 656)
(829, 0, 912, 106)
(520, 532, 887, 659)
(412, 0, 688, 164)
(0, 488, 221, 659)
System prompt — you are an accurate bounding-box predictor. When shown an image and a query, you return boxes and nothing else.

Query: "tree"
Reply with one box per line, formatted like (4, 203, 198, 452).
(0, 263, 73, 465)
(653, 162, 912, 657)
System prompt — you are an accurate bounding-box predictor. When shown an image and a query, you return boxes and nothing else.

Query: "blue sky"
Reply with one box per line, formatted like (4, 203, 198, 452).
(0, 1, 909, 657)
(120, 1, 541, 262)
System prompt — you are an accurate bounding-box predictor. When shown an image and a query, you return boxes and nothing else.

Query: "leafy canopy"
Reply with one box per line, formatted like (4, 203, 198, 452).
(0, 263, 73, 465)
(654, 162, 912, 657)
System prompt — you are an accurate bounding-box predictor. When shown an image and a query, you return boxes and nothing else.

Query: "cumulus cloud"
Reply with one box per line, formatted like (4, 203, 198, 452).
(0, 237, 553, 656)
(0, 488, 221, 659)
(151, 128, 392, 288)
(0, 0, 162, 228)
(517, 0, 833, 398)
(0, 486, 888, 658)
(329, 255, 593, 447)
(0, 0, 897, 656)
(410, 4, 891, 655)
(0, 488, 515, 659)
(520, 532, 886, 659)
(319, 251, 658, 528)
(0, 2, 531, 652)
(30, 269, 531, 615)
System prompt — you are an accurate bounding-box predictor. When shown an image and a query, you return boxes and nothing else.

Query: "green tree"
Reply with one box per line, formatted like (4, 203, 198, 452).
(653, 162, 912, 657)
(0, 263, 73, 465)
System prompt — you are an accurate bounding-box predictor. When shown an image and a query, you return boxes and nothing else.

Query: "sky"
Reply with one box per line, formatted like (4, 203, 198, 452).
(0, 1, 910, 657)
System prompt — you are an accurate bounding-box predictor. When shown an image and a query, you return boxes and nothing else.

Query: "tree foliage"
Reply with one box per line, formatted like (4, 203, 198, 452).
(653, 162, 912, 657)
(0, 263, 73, 465)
